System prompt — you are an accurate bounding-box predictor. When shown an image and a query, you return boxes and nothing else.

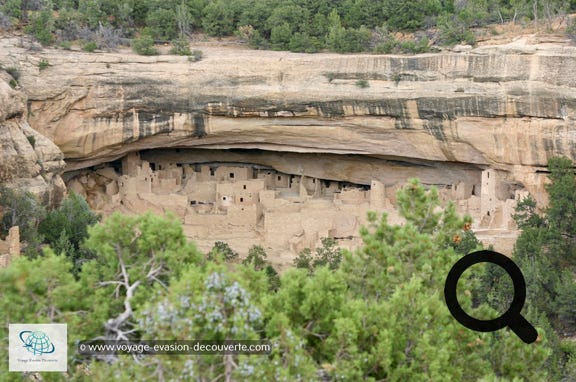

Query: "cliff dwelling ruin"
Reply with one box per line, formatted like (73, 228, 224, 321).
(2, 37, 572, 267)
(64, 148, 526, 268)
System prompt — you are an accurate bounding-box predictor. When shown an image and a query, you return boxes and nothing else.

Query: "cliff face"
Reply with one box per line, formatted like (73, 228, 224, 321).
(1, 38, 575, 200)
(2, 36, 574, 260)
(0, 69, 65, 204)
(1, 38, 572, 201)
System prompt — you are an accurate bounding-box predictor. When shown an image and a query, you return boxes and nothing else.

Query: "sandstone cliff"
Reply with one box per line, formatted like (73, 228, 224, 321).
(0, 65, 65, 204)
(1, 36, 575, 261)
(1, 37, 573, 201)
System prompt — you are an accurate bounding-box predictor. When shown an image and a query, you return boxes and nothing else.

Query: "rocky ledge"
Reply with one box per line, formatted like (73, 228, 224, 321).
(1, 36, 575, 207)
(0, 66, 65, 204)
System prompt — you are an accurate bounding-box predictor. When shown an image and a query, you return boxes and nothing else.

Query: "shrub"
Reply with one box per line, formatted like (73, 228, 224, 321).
(132, 34, 158, 56)
(170, 37, 191, 56)
(328, 25, 371, 53)
(8, 79, 17, 88)
(325, 72, 336, 83)
(437, 14, 476, 46)
(146, 8, 177, 40)
(207, 241, 238, 262)
(288, 32, 321, 53)
(0, 11, 11, 30)
(374, 34, 429, 54)
(26, 135, 36, 148)
(59, 40, 72, 50)
(355, 79, 369, 88)
(82, 41, 97, 52)
(38, 59, 49, 71)
(374, 39, 398, 54)
(236, 24, 255, 42)
(92, 24, 123, 50)
(248, 30, 268, 49)
(400, 37, 430, 54)
(5, 66, 20, 81)
(188, 50, 203, 62)
(25, 9, 54, 45)
(567, 19, 576, 42)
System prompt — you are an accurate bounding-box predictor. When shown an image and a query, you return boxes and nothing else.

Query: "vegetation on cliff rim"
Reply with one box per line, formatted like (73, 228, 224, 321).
(1, 0, 575, 54)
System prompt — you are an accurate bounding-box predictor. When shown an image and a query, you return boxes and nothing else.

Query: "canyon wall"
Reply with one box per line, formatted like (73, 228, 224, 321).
(0, 39, 572, 187)
(1, 35, 575, 261)
(0, 64, 65, 204)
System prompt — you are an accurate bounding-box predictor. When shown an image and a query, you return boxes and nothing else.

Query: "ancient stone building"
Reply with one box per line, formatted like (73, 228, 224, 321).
(65, 147, 522, 267)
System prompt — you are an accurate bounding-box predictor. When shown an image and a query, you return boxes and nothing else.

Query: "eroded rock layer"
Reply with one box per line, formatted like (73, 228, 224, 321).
(0, 69, 65, 204)
(0, 38, 572, 192)
(1, 36, 575, 258)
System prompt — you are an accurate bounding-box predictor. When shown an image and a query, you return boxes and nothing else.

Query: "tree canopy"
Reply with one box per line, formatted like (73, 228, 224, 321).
(2, 0, 575, 53)
(480, 157, 576, 380)
(0, 179, 554, 380)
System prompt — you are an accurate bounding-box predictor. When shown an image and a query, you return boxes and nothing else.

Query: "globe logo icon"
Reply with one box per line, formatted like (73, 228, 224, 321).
(19, 330, 55, 355)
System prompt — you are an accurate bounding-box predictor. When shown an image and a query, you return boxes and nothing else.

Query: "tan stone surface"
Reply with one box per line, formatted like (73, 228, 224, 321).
(0, 39, 573, 184)
(2, 36, 574, 261)
(66, 152, 523, 266)
(0, 68, 66, 203)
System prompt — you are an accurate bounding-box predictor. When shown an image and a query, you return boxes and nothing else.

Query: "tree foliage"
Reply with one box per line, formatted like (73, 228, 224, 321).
(0, 180, 555, 380)
(0, 185, 45, 244)
(5, 0, 576, 53)
(483, 157, 576, 379)
(38, 192, 100, 273)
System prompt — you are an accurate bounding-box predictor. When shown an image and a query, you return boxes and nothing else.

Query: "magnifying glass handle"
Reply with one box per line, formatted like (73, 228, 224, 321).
(508, 315, 538, 344)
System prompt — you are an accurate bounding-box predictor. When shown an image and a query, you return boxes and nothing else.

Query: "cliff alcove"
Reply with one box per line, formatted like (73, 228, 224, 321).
(2, 36, 575, 265)
(62, 147, 521, 268)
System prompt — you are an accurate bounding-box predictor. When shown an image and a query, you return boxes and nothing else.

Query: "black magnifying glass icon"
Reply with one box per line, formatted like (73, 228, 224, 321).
(444, 250, 538, 344)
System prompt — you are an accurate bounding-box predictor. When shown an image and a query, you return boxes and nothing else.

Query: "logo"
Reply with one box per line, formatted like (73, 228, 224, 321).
(19, 330, 56, 355)
(9, 324, 67, 372)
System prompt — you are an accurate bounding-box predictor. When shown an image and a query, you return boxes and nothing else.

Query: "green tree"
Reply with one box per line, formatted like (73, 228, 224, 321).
(0, 251, 86, 381)
(270, 22, 292, 50)
(131, 32, 158, 55)
(202, 0, 236, 37)
(146, 8, 177, 40)
(208, 240, 239, 262)
(38, 192, 100, 273)
(83, 262, 271, 380)
(384, 0, 442, 30)
(25, 6, 55, 45)
(274, 179, 550, 380)
(80, 212, 202, 341)
(326, 9, 370, 52)
(330, 179, 550, 380)
(288, 31, 321, 52)
(484, 157, 576, 379)
(0, 185, 45, 248)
